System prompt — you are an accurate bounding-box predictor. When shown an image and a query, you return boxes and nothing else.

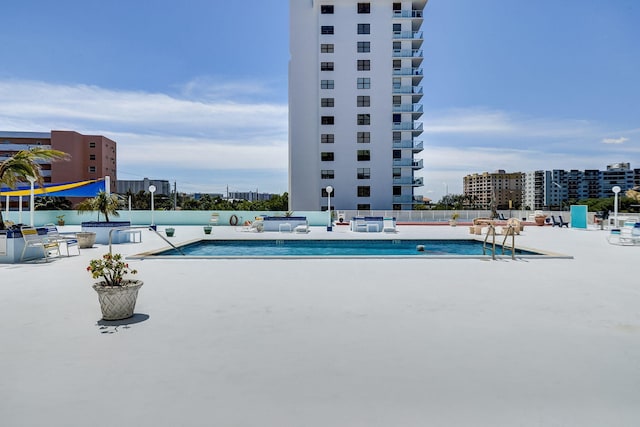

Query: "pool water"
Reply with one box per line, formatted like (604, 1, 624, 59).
(153, 239, 541, 258)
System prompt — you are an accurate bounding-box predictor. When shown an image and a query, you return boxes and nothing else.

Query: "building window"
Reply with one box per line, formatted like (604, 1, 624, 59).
(321, 43, 334, 53)
(393, 23, 402, 32)
(357, 77, 371, 89)
(321, 134, 335, 143)
(393, 113, 402, 123)
(393, 132, 401, 141)
(89, 142, 96, 148)
(88, 166, 96, 173)
(357, 95, 370, 107)
(321, 5, 334, 14)
(357, 41, 370, 52)
(357, 186, 371, 197)
(89, 154, 96, 161)
(393, 150, 402, 159)
(357, 150, 371, 161)
(321, 170, 335, 179)
(358, 204, 371, 210)
(321, 152, 335, 161)
(321, 62, 334, 71)
(321, 116, 335, 125)
(393, 168, 401, 177)
(392, 95, 401, 105)
(321, 26, 334, 35)
(358, 3, 371, 13)
(357, 23, 370, 34)
(357, 114, 370, 125)
(393, 3, 401, 11)
(357, 132, 370, 143)
(357, 59, 370, 70)
(357, 168, 371, 179)
(321, 98, 335, 107)
(393, 186, 402, 196)
(321, 80, 334, 89)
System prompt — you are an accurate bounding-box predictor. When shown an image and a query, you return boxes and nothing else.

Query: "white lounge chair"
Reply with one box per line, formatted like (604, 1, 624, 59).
(382, 217, 397, 233)
(294, 221, 310, 234)
(20, 226, 61, 262)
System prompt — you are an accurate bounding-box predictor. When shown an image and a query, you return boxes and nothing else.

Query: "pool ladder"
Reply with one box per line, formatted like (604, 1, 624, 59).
(483, 224, 517, 260)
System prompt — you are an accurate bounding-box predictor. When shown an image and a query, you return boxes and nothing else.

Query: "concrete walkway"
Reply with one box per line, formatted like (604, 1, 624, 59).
(1, 225, 639, 426)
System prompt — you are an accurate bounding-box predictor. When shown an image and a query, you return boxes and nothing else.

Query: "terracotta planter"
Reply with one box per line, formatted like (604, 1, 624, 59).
(534, 216, 546, 226)
(93, 280, 144, 320)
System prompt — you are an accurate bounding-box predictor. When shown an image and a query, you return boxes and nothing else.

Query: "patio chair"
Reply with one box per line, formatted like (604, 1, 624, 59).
(44, 224, 80, 256)
(551, 216, 569, 228)
(20, 226, 61, 262)
(210, 213, 220, 226)
(382, 217, 397, 233)
(294, 221, 310, 234)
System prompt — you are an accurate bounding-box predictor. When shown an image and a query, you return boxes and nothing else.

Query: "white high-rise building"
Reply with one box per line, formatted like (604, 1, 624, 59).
(289, 0, 427, 211)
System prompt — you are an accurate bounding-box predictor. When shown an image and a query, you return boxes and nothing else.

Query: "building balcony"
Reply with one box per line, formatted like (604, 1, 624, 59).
(393, 158, 423, 169)
(392, 85, 423, 94)
(392, 122, 423, 133)
(392, 49, 423, 58)
(392, 67, 423, 77)
(393, 177, 424, 186)
(392, 104, 423, 118)
(393, 10, 423, 18)
(393, 139, 423, 152)
(392, 30, 423, 40)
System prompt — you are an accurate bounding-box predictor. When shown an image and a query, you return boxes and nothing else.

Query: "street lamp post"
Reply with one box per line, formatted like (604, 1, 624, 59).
(326, 185, 333, 232)
(612, 186, 621, 228)
(552, 181, 562, 211)
(27, 176, 36, 226)
(149, 184, 157, 229)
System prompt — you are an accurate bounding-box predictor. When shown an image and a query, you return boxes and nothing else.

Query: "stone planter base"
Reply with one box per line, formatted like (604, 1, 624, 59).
(76, 232, 97, 249)
(93, 280, 144, 320)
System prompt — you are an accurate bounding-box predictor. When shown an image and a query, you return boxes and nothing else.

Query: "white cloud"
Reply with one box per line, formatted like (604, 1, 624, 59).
(0, 78, 289, 193)
(602, 137, 629, 144)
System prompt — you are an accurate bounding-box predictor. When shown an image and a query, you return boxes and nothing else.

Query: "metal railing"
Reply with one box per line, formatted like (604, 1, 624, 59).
(108, 226, 185, 256)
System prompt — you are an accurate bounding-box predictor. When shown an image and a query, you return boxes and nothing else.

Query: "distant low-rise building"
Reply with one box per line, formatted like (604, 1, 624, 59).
(116, 178, 171, 196)
(0, 130, 117, 192)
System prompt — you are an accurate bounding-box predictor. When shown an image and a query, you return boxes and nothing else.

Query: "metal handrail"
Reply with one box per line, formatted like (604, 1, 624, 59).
(501, 225, 516, 260)
(108, 226, 185, 256)
(483, 224, 497, 260)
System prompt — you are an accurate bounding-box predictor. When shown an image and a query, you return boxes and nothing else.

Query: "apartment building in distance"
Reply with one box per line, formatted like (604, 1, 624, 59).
(289, 0, 427, 211)
(0, 130, 117, 192)
(463, 170, 524, 210)
(467, 163, 640, 211)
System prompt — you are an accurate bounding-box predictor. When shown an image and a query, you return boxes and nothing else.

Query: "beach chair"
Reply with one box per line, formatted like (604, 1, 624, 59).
(20, 226, 61, 262)
(209, 213, 220, 226)
(551, 216, 569, 228)
(44, 224, 80, 256)
(382, 217, 397, 233)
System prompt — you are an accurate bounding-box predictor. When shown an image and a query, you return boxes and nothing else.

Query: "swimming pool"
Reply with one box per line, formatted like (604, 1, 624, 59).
(132, 239, 561, 259)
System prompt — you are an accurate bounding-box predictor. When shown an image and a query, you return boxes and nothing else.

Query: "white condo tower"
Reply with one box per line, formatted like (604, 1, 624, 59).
(289, 0, 427, 211)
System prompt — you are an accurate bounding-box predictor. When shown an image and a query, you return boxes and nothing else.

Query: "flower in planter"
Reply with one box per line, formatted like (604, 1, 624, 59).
(87, 253, 137, 286)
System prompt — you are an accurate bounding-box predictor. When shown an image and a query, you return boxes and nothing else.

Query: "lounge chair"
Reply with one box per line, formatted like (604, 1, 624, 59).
(44, 224, 80, 256)
(294, 221, 310, 234)
(551, 216, 569, 228)
(240, 219, 264, 232)
(210, 213, 220, 226)
(382, 217, 397, 233)
(20, 226, 61, 262)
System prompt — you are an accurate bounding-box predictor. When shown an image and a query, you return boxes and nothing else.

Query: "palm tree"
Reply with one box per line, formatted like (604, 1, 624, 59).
(76, 190, 121, 222)
(0, 148, 69, 230)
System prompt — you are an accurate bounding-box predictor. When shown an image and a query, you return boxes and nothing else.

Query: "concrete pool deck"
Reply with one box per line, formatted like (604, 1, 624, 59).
(1, 224, 639, 426)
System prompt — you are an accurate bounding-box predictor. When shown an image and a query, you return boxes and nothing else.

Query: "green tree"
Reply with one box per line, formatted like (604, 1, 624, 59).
(76, 191, 122, 222)
(0, 148, 69, 229)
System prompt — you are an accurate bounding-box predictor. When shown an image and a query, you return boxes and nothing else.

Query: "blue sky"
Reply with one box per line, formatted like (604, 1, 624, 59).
(1, 0, 638, 200)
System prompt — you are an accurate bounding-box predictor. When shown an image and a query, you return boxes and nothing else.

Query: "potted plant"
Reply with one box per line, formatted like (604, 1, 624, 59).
(77, 191, 131, 244)
(203, 225, 212, 235)
(88, 253, 143, 320)
(165, 227, 175, 237)
(56, 214, 65, 226)
(534, 211, 547, 226)
(449, 212, 460, 226)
